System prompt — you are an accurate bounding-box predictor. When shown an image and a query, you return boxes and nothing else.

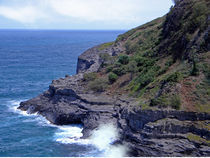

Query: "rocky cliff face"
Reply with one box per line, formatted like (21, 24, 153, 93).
(18, 43, 210, 156)
(18, 0, 210, 156)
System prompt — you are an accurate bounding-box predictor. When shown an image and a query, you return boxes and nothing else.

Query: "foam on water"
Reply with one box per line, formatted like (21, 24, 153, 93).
(7, 100, 87, 144)
(54, 125, 90, 145)
(7, 100, 127, 157)
(7, 100, 36, 116)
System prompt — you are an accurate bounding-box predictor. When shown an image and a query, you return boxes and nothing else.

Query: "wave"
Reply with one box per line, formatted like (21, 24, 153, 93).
(7, 100, 86, 144)
(7, 100, 127, 156)
(54, 125, 89, 145)
(7, 100, 37, 116)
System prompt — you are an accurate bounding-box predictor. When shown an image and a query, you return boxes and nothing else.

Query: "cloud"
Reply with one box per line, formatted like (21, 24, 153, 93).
(0, 5, 46, 23)
(0, 0, 173, 29)
(49, 0, 140, 22)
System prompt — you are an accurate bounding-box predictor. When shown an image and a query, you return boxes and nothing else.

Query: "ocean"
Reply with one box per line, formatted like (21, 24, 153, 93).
(0, 30, 125, 157)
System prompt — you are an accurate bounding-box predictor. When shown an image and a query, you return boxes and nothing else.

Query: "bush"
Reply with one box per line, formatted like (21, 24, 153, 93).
(106, 65, 114, 73)
(99, 53, 113, 68)
(150, 96, 168, 108)
(112, 66, 126, 76)
(88, 78, 108, 92)
(165, 58, 174, 67)
(108, 72, 118, 84)
(135, 56, 154, 67)
(150, 95, 181, 110)
(165, 72, 182, 82)
(118, 55, 129, 65)
(126, 60, 138, 73)
(191, 60, 199, 76)
(83, 72, 97, 82)
(170, 95, 181, 110)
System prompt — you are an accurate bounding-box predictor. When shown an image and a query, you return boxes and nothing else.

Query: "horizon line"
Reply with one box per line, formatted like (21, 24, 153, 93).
(0, 28, 128, 31)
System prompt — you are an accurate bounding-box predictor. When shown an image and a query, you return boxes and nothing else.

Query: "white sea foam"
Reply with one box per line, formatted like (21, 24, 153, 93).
(54, 125, 90, 145)
(90, 124, 127, 157)
(7, 100, 127, 156)
(7, 100, 37, 116)
(54, 123, 127, 157)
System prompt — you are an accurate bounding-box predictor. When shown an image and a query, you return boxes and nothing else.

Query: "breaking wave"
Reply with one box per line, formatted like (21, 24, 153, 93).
(7, 100, 127, 157)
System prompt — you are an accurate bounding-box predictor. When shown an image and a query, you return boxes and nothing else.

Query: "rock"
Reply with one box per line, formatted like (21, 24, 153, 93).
(76, 42, 124, 74)
(18, 3, 210, 155)
(18, 72, 210, 156)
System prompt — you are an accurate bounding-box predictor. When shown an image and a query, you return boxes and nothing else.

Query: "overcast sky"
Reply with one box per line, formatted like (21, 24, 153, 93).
(0, 0, 173, 30)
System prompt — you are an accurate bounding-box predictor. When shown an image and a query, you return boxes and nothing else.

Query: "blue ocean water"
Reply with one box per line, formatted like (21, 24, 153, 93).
(0, 30, 124, 156)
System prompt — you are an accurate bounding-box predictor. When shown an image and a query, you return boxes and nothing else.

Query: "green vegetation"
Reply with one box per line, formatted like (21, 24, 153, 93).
(164, 72, 182, 83)
(191, 60, 199, 76)
(170, 95, 181, 110)
(98, 42, 114, 50)
(99, 53, 115, 68)
(88, 78, 108, 92)
(118, 54, 129, 65)
(187, 133, 210, 146)
(108, 72, 118, 84)
(83, 72, 97, 82)
(150, 94, 181, 110)
(83, 0, 209, 111)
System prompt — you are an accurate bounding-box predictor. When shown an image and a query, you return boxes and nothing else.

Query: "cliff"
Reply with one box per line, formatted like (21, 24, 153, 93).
(18, 0, 210, 156)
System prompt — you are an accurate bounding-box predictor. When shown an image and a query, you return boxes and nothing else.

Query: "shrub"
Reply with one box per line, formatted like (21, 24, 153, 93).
(118, 55, 129, 65)
(108, 72, 118, 84)
(150, 96, 168, 108)
(88, 78, 108, 92)
(112, 66, 126, 76)
(165, 58, 174, 67)
(150, 95, 181, 110)
(191, 60, 199, 76)
(135, 56, 154, 67)
(99, 53, 113, 68)
(106, 65, 114, 73)
(83, 72, 97, 82)
(165, 72, 182, 82)
(170, 95, 181, 110)
(126, 60, 138, 73)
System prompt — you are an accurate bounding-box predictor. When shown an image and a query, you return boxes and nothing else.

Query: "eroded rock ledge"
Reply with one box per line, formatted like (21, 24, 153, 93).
(18, 43, 210, 156)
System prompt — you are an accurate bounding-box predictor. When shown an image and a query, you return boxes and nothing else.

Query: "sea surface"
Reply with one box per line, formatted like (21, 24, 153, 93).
(0, 30, 125, 157)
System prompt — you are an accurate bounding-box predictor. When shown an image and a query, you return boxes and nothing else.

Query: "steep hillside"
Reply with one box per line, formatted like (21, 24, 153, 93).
(18, 0, 210, 156)
(81, 0, 210, 112)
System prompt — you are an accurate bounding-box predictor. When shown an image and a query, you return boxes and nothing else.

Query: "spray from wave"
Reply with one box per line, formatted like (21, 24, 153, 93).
(54, 123, 127, 157)
(7, 100, 37, 116)
(90, 124, 127, 157)
(8, 100, 127, 157)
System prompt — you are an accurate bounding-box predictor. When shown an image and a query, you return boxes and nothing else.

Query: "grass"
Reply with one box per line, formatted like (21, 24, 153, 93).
(81, 0, 210, 112)
(187, 133, 210, 146)
(88, 78, 108, 92)
(83, 72, 97, 82)
(98, 42, 114, 50)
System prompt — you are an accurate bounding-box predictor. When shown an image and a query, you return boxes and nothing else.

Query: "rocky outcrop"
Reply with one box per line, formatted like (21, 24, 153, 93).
(19, 76, 210, 156)
(76, 42, 124, 74)
(18, 62, 210, 156)
(18, 0, 210, 156)
(119, 108, 210, 156)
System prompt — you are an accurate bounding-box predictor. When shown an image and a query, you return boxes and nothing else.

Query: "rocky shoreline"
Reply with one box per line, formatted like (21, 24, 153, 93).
(18, 43, 210, 156)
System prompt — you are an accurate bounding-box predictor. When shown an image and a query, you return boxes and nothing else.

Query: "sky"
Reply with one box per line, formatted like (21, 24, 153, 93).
(0, 0, 173, 30)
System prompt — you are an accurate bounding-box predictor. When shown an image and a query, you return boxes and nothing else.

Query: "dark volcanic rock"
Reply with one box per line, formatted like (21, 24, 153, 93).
(18, 14, 210, 156)
(76, 42, 124, 74)
(18, 70, 210, 156)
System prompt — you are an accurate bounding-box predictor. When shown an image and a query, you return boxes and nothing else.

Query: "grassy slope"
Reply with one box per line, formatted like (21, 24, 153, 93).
(84, 0, 210, 112)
